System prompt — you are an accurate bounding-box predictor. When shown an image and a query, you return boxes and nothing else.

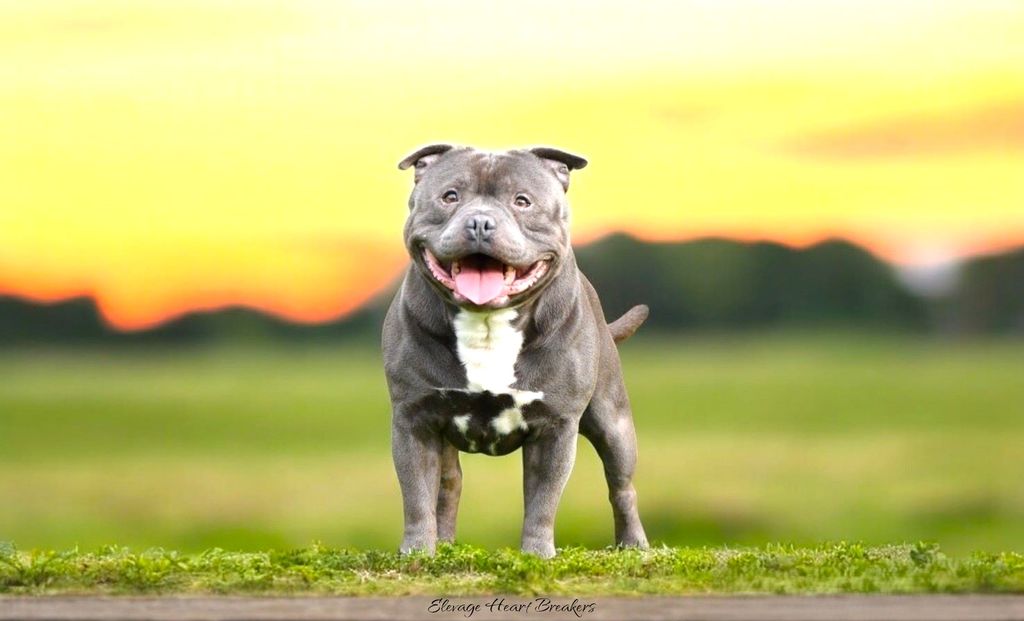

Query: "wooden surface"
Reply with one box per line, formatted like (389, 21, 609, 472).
(2, 595, 1024, 621)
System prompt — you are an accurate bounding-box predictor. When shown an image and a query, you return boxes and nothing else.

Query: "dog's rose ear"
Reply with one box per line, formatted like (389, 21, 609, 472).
(529, 147, 588, 192)
(398, 144, 455, 183)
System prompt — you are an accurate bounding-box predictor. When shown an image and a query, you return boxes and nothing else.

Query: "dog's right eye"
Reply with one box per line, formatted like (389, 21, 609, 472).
(441, 189, 459, 205)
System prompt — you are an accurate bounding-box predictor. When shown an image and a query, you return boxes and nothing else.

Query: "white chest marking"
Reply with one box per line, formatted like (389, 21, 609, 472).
(453, 309, 542, 436)
(454, 308, 522, 394)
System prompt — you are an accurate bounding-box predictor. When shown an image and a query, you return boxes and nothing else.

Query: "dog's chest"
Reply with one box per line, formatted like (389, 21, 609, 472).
(454, 309, 525, 394)
(438, 309, 543, 455)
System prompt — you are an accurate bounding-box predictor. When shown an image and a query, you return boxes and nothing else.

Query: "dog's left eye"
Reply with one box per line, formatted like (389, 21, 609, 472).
(441, 189, 459, 204)
(513, 194, 532, 208)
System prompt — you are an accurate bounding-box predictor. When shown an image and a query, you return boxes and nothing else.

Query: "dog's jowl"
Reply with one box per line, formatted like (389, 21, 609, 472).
(382, 144, 649, 558)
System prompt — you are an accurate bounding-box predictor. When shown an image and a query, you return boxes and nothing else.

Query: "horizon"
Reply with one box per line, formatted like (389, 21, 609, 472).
(2, 231, 1013, 332)
(2, 1, 1023, 329)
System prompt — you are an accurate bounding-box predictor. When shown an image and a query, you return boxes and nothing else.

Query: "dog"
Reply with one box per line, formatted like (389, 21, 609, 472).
(382, 144, 649, 558)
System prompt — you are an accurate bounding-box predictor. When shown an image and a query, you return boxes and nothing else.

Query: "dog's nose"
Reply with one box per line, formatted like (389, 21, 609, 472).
(464, 214, 497, 242)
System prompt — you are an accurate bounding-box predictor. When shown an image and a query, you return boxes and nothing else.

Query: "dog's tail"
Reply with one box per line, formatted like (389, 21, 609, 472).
(608, 304, 649, 344)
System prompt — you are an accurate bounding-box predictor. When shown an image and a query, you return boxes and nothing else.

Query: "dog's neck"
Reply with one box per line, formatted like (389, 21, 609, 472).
(402, 252, 580, 395)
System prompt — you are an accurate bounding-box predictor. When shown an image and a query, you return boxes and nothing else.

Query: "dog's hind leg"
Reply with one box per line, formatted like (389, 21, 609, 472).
(579, 378, 649, 549)
(436, 440, 462, 543)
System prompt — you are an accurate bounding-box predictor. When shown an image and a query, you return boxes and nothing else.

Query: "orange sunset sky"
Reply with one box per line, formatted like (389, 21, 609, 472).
(1, 0, 1023, 330)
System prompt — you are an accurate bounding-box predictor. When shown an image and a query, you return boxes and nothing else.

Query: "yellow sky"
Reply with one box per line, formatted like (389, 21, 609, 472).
(1, 0, 1023, 329)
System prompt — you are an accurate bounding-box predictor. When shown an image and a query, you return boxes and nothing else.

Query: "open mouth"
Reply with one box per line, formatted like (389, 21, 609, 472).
(422, 249, 550, 306)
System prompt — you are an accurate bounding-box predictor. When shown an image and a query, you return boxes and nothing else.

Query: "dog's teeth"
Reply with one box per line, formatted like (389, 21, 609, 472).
(504, 265, 515, 284)
(452, 261, 460, 275)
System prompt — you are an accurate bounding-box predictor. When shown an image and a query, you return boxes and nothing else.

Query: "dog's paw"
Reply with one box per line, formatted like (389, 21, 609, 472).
(615, 531, 650, 550)
(520, 538, 556, 559)
(399, 538, 437, 556)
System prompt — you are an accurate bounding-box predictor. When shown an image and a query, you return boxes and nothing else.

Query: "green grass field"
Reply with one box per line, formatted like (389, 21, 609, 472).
(3, 543, 1023, 595)
(2, 333, 1023, 562)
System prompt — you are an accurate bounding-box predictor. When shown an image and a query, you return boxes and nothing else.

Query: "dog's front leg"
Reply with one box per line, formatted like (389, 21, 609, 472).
(520, 418, 578, 558)
(392, 414, 443, 555)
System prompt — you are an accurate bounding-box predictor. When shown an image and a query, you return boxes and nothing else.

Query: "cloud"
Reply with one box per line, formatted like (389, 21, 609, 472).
(787, 99, 1024, 159)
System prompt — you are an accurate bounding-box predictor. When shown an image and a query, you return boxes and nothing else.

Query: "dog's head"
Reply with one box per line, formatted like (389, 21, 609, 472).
(398, 144, 586, 310)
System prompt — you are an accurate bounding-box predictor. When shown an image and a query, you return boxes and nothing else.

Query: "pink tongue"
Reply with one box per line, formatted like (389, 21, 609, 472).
(454, 263, 506, 305)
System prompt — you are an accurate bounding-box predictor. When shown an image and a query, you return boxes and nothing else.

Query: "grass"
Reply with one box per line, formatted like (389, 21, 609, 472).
(2, 542, 1022, 596)
(1, 333, 1022, 557)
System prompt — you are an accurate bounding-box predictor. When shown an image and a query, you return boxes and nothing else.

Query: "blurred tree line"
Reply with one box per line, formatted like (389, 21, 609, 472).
(1, 234, 1022, 345)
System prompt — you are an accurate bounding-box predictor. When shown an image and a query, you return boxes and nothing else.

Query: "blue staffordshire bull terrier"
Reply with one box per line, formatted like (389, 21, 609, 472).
(383, 144, 649, 558)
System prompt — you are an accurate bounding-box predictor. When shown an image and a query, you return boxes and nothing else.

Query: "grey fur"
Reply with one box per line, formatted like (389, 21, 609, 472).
(609, 304, 649, 343)
(382, 145, 648, 558)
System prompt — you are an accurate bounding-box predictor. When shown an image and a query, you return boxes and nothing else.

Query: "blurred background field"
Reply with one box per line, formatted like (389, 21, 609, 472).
(2, 332, 1022, 556)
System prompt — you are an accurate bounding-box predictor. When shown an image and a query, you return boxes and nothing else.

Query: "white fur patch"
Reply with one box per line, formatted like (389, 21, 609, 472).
(513, 390, 543, 407)
(454, 308, 523, 394)
(491, 407, 528, 435)
(453, 414, 471, 435)
(453, 309, 544, 437)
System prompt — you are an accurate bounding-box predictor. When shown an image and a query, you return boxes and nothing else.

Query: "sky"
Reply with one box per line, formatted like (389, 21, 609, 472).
(1, 0, 1022, 329)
